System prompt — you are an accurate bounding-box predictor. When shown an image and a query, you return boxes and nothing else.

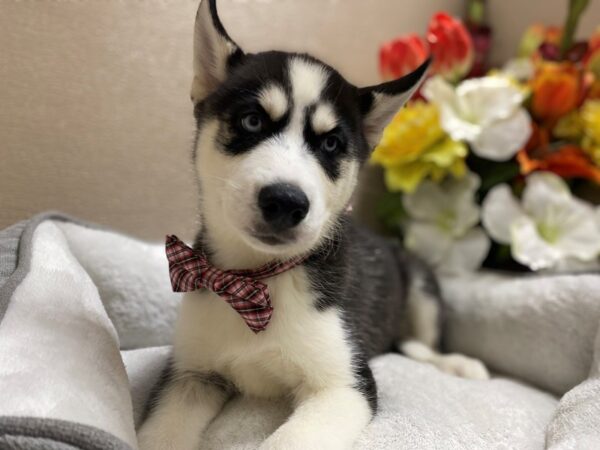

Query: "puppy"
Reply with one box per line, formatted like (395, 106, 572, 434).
(138, 1, 489, 449)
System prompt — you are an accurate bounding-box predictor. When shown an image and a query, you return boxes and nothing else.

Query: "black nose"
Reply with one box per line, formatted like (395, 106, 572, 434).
(258, 183, 310, 231)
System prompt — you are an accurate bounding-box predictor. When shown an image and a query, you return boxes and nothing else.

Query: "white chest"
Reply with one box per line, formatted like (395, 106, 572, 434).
(172, 267, 355, 398)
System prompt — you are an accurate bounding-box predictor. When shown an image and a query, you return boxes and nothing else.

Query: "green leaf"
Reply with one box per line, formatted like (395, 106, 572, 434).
(466, 153, 521, 199)
(375, 192, 407, 235)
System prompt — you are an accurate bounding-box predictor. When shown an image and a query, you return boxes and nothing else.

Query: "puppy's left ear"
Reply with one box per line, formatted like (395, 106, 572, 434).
(192, 0, 244, 103)
(358, 59, 431, 149)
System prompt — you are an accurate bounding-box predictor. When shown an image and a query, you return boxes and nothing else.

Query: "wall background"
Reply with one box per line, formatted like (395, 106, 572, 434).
(1, 0, 599, 240)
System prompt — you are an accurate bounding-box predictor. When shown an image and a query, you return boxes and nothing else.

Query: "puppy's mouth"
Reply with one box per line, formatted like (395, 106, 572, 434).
(249, 229, 298, 246)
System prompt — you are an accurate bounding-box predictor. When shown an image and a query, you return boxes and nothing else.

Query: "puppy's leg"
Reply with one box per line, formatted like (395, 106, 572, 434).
(137, 371, 231, 450)
(399, 260, 490, 380)
(259, 386, 373, 450)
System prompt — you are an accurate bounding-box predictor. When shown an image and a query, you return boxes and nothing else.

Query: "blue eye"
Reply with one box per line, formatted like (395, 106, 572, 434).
(322, 135, 341, 153)
(241, 113, 263, 133)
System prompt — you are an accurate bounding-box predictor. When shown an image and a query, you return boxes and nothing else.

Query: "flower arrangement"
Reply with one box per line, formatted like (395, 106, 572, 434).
(372, 0, 600, 274)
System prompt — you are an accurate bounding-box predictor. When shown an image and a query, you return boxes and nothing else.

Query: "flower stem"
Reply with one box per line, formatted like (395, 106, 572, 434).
(560, 0, 590, 59)
(467, 0, 485, 26)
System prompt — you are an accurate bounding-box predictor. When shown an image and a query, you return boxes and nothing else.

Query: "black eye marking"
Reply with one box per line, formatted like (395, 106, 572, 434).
(303, 108, 350, 181)
(218, 103, 290, 155)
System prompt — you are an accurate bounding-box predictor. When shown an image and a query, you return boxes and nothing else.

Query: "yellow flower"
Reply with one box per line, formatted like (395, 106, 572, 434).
(371, 101, 468, 192)
(582, 100, 600, 166)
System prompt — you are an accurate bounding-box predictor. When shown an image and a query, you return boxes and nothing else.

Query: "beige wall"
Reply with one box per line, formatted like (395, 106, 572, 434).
(1, 0, 599, 240)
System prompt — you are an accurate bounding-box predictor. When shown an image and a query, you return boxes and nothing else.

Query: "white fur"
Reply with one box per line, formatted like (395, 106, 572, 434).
(258, 84, 288, 121)
(399, 276, 490, 381)
(195, 119, 335, 267)
(407, 276, 440, 348)
(400, 340, 490, 380)
(259, 386, 371, 450)
(289, 58, 327, 106)
(137, 376, 227, 450)
(311, 102, 337, 134)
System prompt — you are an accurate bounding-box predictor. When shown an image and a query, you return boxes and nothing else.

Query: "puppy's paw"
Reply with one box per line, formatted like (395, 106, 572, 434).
(259, 429, 344, 450)
(137, 430, 166, 450)
(433, 353, 490, 380)
(137, 427, 194, 450)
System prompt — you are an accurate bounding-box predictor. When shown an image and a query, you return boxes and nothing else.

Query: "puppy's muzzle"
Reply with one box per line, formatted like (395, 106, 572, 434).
(258, 183, 310, 232)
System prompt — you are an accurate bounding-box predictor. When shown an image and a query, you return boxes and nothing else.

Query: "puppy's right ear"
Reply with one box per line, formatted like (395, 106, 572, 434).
(191, 0, 244, 103)
(358, 59, 430, 150)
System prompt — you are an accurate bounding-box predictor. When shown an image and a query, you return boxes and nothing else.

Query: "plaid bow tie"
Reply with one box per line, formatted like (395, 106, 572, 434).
(165, 235, 307, 333)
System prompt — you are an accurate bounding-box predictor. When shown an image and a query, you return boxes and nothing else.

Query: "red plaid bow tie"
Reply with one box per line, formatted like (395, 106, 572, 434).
(165, 235, 307, 333)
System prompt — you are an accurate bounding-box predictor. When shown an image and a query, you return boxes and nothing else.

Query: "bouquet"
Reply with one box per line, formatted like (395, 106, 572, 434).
(372, 0, 600, 274)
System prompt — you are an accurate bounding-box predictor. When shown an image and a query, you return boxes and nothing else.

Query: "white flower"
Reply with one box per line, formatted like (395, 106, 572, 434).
(482, 172, 600, 271)
(403, 172, 490, 274)
(423, 75, 532, 161)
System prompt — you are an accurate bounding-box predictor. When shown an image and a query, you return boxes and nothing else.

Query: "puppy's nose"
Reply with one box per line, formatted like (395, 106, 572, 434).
(258, 183, 310, 231)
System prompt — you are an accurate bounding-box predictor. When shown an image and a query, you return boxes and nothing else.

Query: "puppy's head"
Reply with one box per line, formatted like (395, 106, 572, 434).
(192, 0, 428, 259)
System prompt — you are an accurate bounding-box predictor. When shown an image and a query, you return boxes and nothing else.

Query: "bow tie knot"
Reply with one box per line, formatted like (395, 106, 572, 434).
(165, 235, 306, 333)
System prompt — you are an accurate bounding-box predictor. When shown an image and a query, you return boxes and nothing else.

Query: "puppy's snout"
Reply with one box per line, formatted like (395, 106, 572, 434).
(258, 183, 310, 231)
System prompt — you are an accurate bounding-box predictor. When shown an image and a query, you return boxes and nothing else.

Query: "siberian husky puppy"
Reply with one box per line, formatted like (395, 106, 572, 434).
(138, 1, 488, 449)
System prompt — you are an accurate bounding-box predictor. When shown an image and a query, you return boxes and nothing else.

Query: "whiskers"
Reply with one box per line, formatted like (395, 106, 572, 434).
(201, 173, 244, 192)
(314, 217, 345, 260)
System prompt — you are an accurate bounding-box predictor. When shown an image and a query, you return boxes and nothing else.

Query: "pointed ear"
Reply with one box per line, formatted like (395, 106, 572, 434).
(358, 59, 431, 149)
(191, 0, 244, 103)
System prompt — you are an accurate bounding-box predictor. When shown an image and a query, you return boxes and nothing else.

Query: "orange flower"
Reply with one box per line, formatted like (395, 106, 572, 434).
(531, 62, 582, 122)
(517, 124, 600, 183)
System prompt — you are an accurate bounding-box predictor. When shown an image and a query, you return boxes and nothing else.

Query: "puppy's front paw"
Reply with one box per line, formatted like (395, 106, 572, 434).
(259, 429, 345, 450)
(433, 353, 490, 380)
(137, 426, 194, 450)
(137, 428, 167, 450)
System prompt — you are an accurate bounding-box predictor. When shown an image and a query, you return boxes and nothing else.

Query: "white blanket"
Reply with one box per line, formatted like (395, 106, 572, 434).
(0, 214, 598, 449)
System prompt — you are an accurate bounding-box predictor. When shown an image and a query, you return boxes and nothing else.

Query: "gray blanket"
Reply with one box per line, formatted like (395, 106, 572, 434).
(0, 213, 598, 449)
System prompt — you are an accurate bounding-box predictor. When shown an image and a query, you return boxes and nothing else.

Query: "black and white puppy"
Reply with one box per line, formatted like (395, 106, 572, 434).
(138, 1, 489, 449)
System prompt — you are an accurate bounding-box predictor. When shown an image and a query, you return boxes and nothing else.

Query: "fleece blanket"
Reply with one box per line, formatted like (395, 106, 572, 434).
(0, 213, 598, 450)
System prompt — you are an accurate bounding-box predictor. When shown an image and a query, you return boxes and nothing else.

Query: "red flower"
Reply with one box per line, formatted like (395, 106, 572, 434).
(426, 12, 474, 82)
(379, 34, 428, 81)
(379, 12, 473, 83)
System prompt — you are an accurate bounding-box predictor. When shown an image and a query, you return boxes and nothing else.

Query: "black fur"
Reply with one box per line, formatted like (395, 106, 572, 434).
(302, 216, 445, 413)
(305, 218, 410, 359)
